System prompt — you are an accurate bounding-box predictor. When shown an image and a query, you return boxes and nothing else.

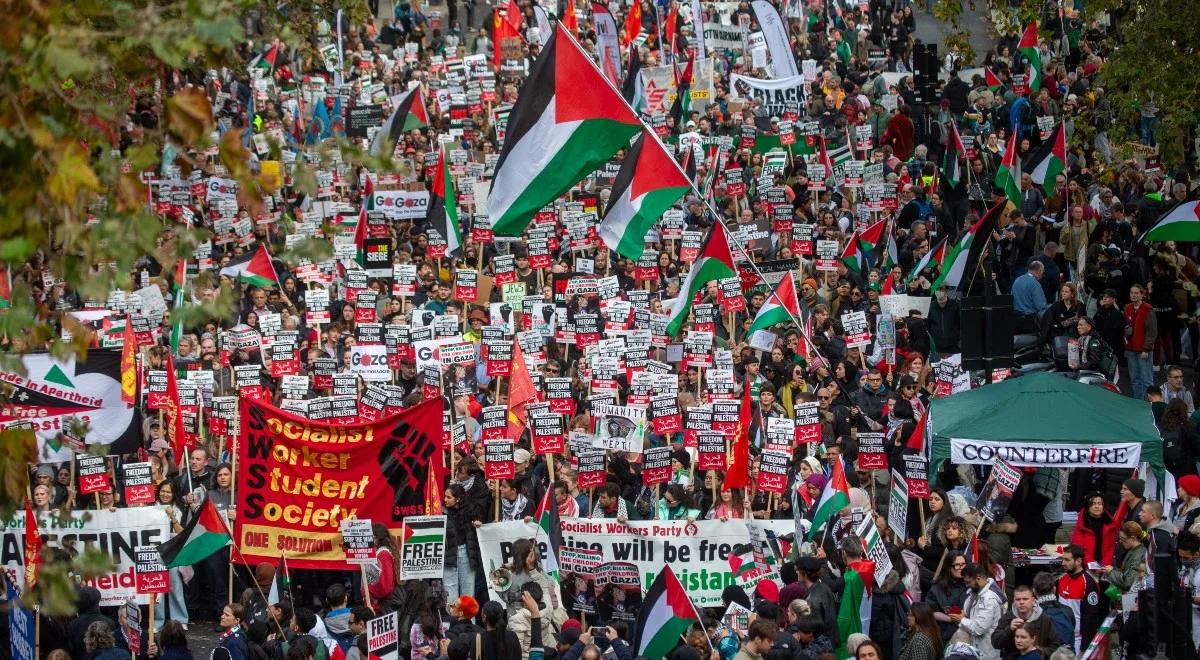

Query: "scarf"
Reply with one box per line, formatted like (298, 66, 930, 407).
(501, 493, 528, 521)
(456, 475, 475, 492)
(221, 625, 242, 641)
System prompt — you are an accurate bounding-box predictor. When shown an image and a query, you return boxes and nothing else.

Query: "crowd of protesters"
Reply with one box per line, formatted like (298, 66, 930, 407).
(6, 0, 1200, 659)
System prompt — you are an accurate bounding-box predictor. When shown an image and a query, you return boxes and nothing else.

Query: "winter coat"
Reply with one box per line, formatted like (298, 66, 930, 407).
(444, 502, 481, 568)
(869, 571, 911, 654)
(897, 630, 941, 660)
(958, 579, 1007, 660)
(992, 602, 1061, 660)
(926, 579, 968, 641)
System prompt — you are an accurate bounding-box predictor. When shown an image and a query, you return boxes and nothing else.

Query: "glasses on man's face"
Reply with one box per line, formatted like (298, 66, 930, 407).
(818, 395, 832, 401)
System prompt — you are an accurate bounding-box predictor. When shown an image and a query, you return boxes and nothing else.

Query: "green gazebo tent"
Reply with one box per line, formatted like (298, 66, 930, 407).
(930, 372, 1163, 478)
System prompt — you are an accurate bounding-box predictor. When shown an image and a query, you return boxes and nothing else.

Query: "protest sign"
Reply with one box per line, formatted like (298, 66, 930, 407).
(857, 433, 887, 470)
(485, 440, 516, 479)
(642, 446, 673, 485)
(341, 518, 376, 564)
(9, 578, 34, 660)
(756, 451, 790, 493)
(77, 454, 111, 495)
(368, 612, 400, 660)
(977, 459, 1022, 522)
(235, 397, 442, 569)
(122, 462, 155, 505)
(887, 470, 909, 540)
(399, 515, 446, 580)
(134, 545, 169, 595)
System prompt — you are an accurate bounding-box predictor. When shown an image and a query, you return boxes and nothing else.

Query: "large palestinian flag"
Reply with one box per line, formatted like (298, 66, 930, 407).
(428, 145, 463, 257)
(905, 236, 949, 285)
(1027, 122, 1066, 197)
(808, 456, 850, 539)
(599, 131, 691, 260)
(1144, 201, 1200, 242)
(369, 87, 429, 157)
(634, 565, 703, 659)
(930, 202, 1004, 291)
(218, 244, 279, 289)
(665, 222, 737, 337)
(748, 271, 800, 336)
(488, 25, 643, 236)
(158, 499, 231, 568)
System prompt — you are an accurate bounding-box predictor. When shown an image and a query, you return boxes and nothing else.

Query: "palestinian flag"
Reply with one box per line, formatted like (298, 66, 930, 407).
(351, 176, 374, 265)
(634, 565, 703, 659)
(268, 553, 292, 603)
(488, 25, 643, 236)
(428, 145, 464, 257)
(169, 258, 187, 355)
(402, 518, 446, 546)
(807, 455, 850, 539)
(369, 87, 429, 157)
(669, 56, 693, 124)
(1028, 122, 1066, 197)
(931, 202, 1004, 291)
(1143, 201, 1200, 242)
(748, 271, 800, 336)
(986, 68, 1003, 93)
(157, 499, 231, 568)
(534, 489, 562, 577)
(621, 42, 644, 108)
(857, 217, 889, 266)
(1018, 21, 1042, 92)
(905, 236, 949, 284)
(942, 121, 966, 189)
(995, 132, 1022, 207)
(881, 235, 899, 272)
(599, 131, 691, 260)
(840, 231, 867, 272)
(665, 222, 737, 337)
(219, 244, 279, 289)
(728, 544, 759, 579)
(835, 560, 876, 658)
(250, 43, 279, 74)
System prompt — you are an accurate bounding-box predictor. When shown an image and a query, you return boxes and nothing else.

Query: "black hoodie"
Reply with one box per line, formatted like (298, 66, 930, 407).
(67, 586, 116, 660)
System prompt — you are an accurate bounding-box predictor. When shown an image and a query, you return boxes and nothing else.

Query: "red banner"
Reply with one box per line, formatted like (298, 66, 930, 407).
(235, 397, 443, 569)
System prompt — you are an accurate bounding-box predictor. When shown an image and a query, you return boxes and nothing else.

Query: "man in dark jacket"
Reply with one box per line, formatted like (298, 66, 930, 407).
(1032, 572, 1076, 654)
(991, 585, 1062, 659)
(67, 587, 116, 660)
(851, 369, 889, 423)
(1093, 289, 1126, 355)
(927, 286, 961, 353)
(794, 557, 838, 643)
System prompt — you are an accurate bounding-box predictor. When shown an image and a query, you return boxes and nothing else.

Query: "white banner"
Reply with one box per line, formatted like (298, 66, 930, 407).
(3, 508, 171, 606)
(591, 2, 623, 86)
(948, 439, 1143, 468)
(370, 190, 430, 220)
(691, 0, 707, 58)
(478, 518, 794, 607)
(729, 74, 806, 119)
(702, 25, 745, 52)
(750, 0, 799, 79)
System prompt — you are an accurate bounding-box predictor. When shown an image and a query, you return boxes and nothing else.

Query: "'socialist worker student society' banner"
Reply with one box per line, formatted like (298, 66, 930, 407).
(235, 397, 444, 569)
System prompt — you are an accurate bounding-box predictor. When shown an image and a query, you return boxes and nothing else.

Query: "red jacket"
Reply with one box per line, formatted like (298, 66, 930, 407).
(882, 113, 915, 161)
(1124, 302, 1155, 352)
(1069, 499, 1128, 566)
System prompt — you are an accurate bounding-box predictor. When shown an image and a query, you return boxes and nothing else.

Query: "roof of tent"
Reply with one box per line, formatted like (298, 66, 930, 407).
(930, 371, 1163, 470)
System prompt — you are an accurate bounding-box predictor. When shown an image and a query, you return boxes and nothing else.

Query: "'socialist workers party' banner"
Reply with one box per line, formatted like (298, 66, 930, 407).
(235, 397, 444, 569)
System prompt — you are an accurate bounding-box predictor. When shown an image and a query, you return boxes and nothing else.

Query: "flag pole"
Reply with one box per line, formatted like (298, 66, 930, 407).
(217, 507, 289, 639)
